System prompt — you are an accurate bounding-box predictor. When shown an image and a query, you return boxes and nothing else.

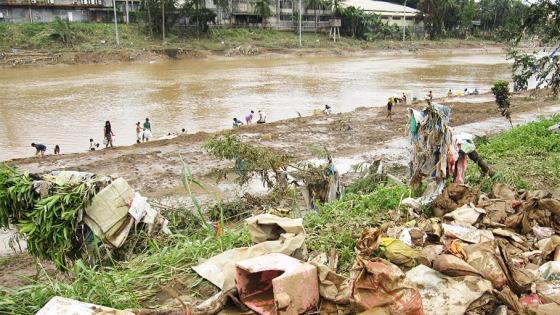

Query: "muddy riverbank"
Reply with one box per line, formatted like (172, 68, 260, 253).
(0, 49, 512, 161)
(6, 90, 559, 200)
(0, 37, 503, 68)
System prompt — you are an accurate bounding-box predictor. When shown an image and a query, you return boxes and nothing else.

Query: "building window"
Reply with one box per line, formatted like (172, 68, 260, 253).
(280, 14, 292, 21)
(279, 1, 292, 9)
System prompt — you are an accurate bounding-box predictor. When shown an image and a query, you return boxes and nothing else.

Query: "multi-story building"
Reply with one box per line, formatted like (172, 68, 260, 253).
(0, 0, 138, 23)
(1, 0, 335, 32)
(201, 0, 332, 31)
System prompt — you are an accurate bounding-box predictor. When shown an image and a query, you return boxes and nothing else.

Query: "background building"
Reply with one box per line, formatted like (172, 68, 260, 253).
(0, 0, 138, 23)
(341, 0, 419, 28)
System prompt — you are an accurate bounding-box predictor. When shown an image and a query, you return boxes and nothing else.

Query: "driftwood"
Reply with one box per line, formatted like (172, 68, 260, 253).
(129, 288, 240, 315)
(468, 151, 496, 177)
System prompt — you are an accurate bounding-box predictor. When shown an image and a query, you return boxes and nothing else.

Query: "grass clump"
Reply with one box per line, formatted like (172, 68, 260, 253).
(304, 185, 410, 273)
(0, 229, 251, 314)
(465, 115, 560, 192)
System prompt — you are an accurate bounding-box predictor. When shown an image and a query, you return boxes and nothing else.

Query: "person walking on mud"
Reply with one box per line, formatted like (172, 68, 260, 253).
(104, 121, 115, 148)
(31, 143, 47, 157)
(136, 122, 142, 144)
(245, 110, 254, 125)
(143, 118, 151, 142)
(387, 98, 393, 121)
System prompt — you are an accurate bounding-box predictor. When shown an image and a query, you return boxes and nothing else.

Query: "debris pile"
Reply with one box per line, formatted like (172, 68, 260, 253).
(408, 103, 492, 204)
(0, 166, 168, 269)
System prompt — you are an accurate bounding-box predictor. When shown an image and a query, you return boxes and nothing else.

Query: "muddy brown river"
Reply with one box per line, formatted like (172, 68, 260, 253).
(0, 50, 511, 161)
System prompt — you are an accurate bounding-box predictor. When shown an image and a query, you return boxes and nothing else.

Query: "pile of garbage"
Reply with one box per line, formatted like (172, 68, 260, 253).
(0, 167, 169, 269)
(45, 181, 559, 314)
(348, 182, 560, 315)
(408, 102, 492, 204)
(189, 183, 560, 315)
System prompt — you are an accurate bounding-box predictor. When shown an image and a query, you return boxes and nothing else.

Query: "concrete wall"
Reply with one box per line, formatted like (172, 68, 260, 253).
(0, 6, 94, 22)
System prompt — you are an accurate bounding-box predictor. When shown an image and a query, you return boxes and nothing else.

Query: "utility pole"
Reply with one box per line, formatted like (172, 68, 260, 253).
(125, 0, 129, 24)
(298, 0, 302, 47)
(402, 0, 407, 41)
(162, 0, 165, 40)
(113, 0, 120, 46)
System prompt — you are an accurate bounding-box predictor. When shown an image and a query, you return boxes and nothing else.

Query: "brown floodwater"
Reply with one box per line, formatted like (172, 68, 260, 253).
(0, 51, 511, 161)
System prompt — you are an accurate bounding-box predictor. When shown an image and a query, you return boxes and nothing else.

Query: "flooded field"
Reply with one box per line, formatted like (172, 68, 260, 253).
(0, 50, 511, 161)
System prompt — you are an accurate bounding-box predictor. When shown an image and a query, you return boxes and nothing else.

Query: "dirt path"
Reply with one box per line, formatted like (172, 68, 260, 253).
(5, 90, 558, 200)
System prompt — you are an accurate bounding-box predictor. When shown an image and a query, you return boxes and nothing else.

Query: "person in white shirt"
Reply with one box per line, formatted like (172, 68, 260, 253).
(257, 110, 267, 124)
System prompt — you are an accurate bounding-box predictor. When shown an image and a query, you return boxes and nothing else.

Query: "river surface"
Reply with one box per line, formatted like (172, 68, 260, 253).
(0, 50, 511, 161)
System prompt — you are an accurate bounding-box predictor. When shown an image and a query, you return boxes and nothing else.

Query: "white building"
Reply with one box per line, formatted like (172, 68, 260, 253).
(341, 0, 419, 28)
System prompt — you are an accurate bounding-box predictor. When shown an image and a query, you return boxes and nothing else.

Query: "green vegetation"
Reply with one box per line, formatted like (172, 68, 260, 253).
(204, 134, 293, 188)
(0, 165, 105, 270)
(416, 0, 527, 39)
(0, 21, 498, 53)
(465, 115, 560, 192)
(508, 0, 560, 96)
(0, 230, 252, 314)
(339, 6, 401, 40)
(254, 0, 273, 26)
(491, 80, 512, 127)
(305, 185, 410, 273)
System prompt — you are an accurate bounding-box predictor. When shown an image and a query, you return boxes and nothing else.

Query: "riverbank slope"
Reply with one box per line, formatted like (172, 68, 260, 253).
(6, 90, 560, 199)
(1, 24, 502, 67)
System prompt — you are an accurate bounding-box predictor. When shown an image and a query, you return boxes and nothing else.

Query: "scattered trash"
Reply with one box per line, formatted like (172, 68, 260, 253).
(193, 214, 306, 291)
(405, 264, 493, 315)
(443, 203, 486, 225)
(235, 253, 319, 315)
(380, 237, 421, 268)
(465, 241, 508, 289)
(432, 254, 482, 277)
(442, 222, 494, 243)
(37, 296, 134, 315)
(548, 123, 560, 135)
(350, 257, 423, 314)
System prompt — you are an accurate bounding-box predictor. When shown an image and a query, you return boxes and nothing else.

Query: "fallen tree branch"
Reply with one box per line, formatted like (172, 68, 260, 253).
(467, 150, 496, 177)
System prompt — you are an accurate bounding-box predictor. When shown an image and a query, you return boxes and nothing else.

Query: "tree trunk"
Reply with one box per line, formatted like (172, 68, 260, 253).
(196, 0, 199, 38)
(147, 0, 153, 37)
(467, 150, 495, 177)
(315, 4, 318, 32)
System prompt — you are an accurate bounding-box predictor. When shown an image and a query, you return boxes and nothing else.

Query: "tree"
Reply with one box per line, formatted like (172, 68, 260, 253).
(508, 0, 560, 97)
(491, 80, 512, 127)
(254, 0, 273, 27)
(185, 4, 217, 34)
(457, 0, 476, 37)
(329, 0, 343, 16)
(340, 6, 399, 39)
(416, 0, 458, 39)
(340, 6, 368, 38)
(213, 0, 231, 24)
(139, 0, 177, 36)
(50, 17, 77, 47)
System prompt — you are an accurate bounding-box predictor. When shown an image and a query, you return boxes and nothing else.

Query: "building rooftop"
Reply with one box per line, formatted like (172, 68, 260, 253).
(341, 0, 419, 15)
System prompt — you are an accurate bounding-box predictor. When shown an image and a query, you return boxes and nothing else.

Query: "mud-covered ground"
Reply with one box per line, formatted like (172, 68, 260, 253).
(6, 90, 559, 200)
(2, 89, 559, 289)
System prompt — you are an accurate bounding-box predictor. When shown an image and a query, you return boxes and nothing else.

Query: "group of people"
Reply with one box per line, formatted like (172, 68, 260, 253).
(135, 118, 153, 144)
(447, 88, 479, 97)
(30, 143, 59, 157)
(233, 110, 267, 127)
(96, 118, 153, 150)
(30, 88, 484, 158)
